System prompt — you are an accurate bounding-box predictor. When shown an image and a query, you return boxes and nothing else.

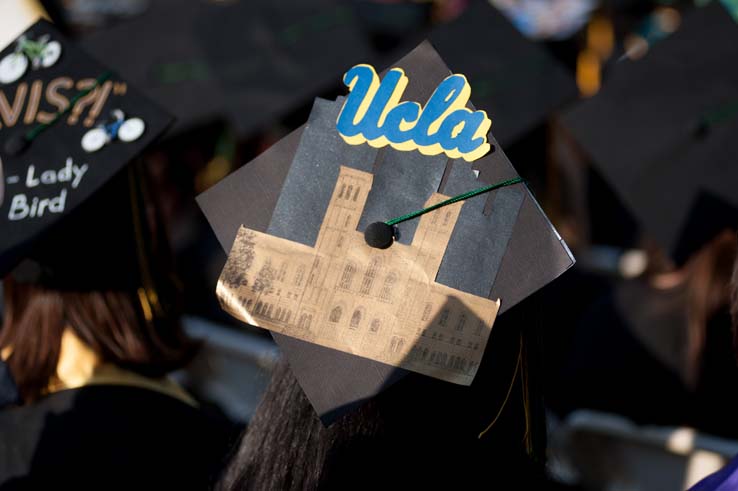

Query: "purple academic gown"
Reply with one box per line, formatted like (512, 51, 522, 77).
(690, 454, 738, 491)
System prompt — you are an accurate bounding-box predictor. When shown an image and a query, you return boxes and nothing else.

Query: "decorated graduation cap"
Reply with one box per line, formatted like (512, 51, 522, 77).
(429, 0, 577, 147)
(561, 3, 738, 264)
(198, 41, 574, 423)
(79, 0, 377, 137)
(0, 19, 172, 282)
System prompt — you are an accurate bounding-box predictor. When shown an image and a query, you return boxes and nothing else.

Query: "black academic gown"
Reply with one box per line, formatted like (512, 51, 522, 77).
(0, 385, 235, 490)
(554, 279, 738, 438)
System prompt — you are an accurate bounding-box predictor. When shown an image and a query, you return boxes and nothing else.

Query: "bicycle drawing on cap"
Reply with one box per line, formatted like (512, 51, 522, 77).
(0, 34, 62, 85)
(81, 110, 146, 153)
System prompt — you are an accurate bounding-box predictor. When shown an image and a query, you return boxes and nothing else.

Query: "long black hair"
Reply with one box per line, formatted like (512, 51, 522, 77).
(218, 295, 554, 490)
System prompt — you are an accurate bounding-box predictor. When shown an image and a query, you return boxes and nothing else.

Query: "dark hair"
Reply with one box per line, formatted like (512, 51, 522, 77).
(0, 279, 193, 401)
(683, 230, 737, 385)
(218, 301, 551, 490)
(637, 231, 737, 386)
(0, 164, 195, 401)
(217, 360, 383, 491)
(729, 233, 738, 356)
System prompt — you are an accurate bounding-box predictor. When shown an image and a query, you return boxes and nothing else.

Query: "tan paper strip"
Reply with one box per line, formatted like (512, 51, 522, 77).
(217, 166, 499, 385)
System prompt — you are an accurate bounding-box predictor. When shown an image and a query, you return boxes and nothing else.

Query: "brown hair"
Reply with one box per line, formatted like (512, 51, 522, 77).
(0, 164, 195, 402)
(638, 231, 737, 386)
(684, 230, 738, 386)
(0, 279, 194, 401)
(729, 234, 738, 356)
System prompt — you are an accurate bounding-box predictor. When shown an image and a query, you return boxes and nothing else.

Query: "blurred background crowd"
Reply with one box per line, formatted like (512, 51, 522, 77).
(2, 0, 738, 489)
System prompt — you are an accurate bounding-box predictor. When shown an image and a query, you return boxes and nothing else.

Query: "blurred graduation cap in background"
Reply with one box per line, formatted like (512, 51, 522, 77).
(429, 0, 577, 147)
(197, 40, 574, 424)
(562, 3, 738, 264)
(0, 19, 172, 286)
(79, 0, 378, 138)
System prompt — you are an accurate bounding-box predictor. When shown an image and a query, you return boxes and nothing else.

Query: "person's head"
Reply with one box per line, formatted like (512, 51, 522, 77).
(218, 299, 551, 491)
(0, 163, 194, 401)
(639, 230, 737, 385)
(682, 230, 737, 381)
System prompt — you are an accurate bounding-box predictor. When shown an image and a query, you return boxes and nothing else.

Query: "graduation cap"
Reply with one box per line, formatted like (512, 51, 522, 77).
(0, 19, 172, 282)
(197, 41, 574, 424)
(561, 3, 738, 264)
(429, 0, 577, 147)
(79, 0, 378, 137)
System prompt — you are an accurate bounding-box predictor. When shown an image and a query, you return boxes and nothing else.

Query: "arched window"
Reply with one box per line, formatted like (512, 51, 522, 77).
(329, 306, 342, 323)
(350, 308, 363, 329)
(438, 309, 450, 327)
(352, 186, 360, 202)
(346, 185, 353, 200)
(389, 337, 404, 353)
(298, 312, 312, 329)
(456, 314, 466, 332)
(370, 318, 380, 333)
(294, 265, 306, 287)
(255, 301, 263, 315)
(379, 272, 397, 301)
(360, 256, 381, 295)
(338, 183, 346, 198)
(339, 261, 356, 290)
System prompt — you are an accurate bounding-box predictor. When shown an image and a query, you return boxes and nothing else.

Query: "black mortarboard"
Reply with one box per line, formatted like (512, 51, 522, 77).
(79, 0, 377, 137)
(429, 0, 577, 147)
(197, 41, 574, 424)
(561, 3, 738, 263)
(0, 20, 172, 282)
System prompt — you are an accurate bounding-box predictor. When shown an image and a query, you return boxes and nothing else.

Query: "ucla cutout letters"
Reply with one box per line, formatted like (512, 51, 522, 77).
(336, 64, 491, 162)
